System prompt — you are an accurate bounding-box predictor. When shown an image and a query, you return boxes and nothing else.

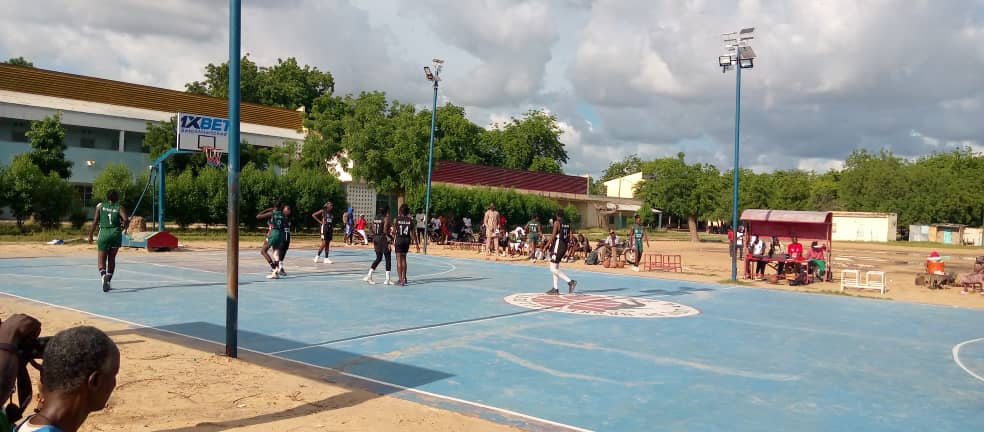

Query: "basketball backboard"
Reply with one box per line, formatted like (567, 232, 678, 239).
(176, 113, 230, 153)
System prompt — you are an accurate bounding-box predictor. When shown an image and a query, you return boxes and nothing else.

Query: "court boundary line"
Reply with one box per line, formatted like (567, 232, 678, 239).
(952, 338, 984, 383)
(0, 290, 593, 432)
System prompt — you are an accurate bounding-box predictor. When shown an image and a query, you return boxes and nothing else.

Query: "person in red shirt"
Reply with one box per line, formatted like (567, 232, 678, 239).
(787, 236, 804, 260)
(355, 214, 368, 245)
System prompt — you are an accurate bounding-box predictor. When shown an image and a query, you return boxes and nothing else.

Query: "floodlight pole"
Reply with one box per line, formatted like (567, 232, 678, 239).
(225, 0, 241, 358)
(422, 66, 440, 255)
(730, 59, 742, 282)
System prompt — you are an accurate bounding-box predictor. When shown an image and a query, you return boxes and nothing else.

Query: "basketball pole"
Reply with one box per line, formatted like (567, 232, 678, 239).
(225, 0, 242, 358)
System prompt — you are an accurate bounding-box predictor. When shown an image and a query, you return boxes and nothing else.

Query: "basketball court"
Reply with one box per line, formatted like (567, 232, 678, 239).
(2, 248, 984, 431)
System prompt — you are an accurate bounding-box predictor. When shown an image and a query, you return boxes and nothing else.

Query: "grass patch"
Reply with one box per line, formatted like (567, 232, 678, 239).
(717, 279, 756, 286)
(815, 289, 892, 300)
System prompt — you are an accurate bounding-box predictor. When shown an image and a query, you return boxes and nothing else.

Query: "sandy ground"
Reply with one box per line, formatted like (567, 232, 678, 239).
(1, 236, 983, 431)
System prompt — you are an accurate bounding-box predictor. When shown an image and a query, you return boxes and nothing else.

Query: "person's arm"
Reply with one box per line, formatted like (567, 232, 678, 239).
(311, 209, 324, 225)
(0, 314, 42, 404)
(119, 205, 130, 230)
(257, 207, 274, 219)
(87, 203, 102, 243)
(644, 227, 650, 248)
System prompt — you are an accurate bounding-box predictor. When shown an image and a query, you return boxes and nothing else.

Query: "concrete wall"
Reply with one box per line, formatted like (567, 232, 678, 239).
(963, 227, 983, 247)
(831, 212, 897, 242)
(603, 172, 643, 199)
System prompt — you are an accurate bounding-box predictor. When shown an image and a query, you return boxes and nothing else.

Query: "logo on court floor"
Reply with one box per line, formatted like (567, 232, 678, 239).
(503, 293, 700, 318)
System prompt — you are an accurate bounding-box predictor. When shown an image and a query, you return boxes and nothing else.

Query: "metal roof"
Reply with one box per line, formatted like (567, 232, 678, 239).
(740, 209, 832, 224)
(0, 64, 303, 130)
(432, 160, 589, 195)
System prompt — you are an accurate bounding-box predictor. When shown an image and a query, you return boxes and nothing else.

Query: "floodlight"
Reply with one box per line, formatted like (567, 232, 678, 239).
(424, 66, 434, 81)
(739, 58, 754, 69)
(738, 46, 756, 60)
(739, 27, 755, 34)
(433, 58, 444, 64)
(86, 160, 96, 167)
(719, 55, 733, 67)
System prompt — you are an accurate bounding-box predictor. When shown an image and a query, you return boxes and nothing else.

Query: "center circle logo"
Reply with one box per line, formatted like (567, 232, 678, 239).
(503, 293, 700, 318)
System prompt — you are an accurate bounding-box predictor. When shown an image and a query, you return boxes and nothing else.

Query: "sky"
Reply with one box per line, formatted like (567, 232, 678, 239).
(1, 0, 983, 177)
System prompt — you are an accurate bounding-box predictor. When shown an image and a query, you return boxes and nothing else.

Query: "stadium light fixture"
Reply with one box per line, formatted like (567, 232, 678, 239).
(422, 58, 445, 255)
(719, 26, 757, 282)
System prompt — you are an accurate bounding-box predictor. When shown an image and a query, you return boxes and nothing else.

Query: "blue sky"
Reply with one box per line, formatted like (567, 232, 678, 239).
(1, 0, 982, 178)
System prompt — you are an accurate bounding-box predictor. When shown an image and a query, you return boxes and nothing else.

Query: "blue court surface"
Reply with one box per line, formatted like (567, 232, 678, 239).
(3, 248, 984, 431)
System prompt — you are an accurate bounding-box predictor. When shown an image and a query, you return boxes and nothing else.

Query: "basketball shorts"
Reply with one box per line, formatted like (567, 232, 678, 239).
(321, 223, 333, 240)
(266, 230, 283, 248)
(97, 228, 122, 251)
(373, 237, 389, 254)
(345, 224, 353, 235)
(635, 240, 643, 253)
(550, 240, 568, 264)
(394, 237, 411, 253)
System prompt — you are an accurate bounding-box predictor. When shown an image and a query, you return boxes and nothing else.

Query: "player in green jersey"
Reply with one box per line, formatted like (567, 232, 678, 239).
(87, 190, 129, 292)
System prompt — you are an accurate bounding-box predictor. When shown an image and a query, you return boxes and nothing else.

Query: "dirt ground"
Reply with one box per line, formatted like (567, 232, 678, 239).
(1, 236, 982, 431)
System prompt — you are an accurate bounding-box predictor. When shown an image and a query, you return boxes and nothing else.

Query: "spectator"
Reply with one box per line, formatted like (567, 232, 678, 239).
(736, 226, 746, 260)
(751, 236, 766, 279)
(807, 241, 827, 279)
(355, 215, 368, 245)
(16, 326, 119, 432)
(728, 227, 736, 258)
(577, 232, 591, 254)
(787, 236, 804, 260)
(483, 204, 500, 258)
(510, 225, 526, 256)
(438, 215, 450, 244)
(1, 314, 42, 432)
(415, 211, 427, 246)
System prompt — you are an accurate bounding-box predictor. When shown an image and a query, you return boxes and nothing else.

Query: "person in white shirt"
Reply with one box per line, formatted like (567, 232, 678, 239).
(510, 226, 526, 255)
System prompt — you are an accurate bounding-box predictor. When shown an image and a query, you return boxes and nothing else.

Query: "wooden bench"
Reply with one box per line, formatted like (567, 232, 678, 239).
(841, 269, 886, 294)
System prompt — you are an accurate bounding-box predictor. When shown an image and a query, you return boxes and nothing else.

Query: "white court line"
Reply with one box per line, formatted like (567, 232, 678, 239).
(0, 291, 593, 432)
(952, 338, 984, 383)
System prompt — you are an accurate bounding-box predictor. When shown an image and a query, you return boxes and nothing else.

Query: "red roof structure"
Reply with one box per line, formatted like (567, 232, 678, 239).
(431, 161, 588, 195)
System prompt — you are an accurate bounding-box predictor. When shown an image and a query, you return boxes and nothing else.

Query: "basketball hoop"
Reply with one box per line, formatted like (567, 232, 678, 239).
(202, 146, 224, 168)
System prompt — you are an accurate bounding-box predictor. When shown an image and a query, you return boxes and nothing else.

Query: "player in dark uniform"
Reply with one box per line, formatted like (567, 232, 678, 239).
(276, 204, 293, 276)
(87, 189, 129, 292)
(631, 214, 650, 272)
(393, 204, 416, 286)
(363, 205, 393, 285)
(546, 208, 577, 295)
(258, 200, 285, 279)
(311, 201, 335, 264)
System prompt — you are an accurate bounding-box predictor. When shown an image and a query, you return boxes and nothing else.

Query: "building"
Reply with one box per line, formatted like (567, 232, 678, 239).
(603, 172, 643, 199)
(430, 160, 646, 229)
(0, 64, 304, 208)
(831, 211, 898, 242)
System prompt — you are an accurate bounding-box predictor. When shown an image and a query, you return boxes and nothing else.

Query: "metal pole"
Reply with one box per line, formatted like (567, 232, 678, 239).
(422, 80, 438, 255)
(157, 162, 165, 232)
(730, 57, 742, 282)
(225, 0, 241, 358)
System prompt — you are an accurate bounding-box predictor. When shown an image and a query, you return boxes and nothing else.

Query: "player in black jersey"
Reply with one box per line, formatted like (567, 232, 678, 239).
(546, 208, 577, 294)
(277, 204, 293, 276)
(363, 205, 393, 285)
(393, 204, 416, 286)
(311, 201, 335, 264)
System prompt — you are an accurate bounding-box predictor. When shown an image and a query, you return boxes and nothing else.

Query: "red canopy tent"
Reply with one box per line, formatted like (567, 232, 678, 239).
(740, 209, 834, 276)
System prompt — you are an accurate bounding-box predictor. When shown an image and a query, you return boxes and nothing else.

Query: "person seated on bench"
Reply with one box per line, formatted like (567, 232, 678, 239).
(807, 241, 827, 280)
(777, 236, 804, 276)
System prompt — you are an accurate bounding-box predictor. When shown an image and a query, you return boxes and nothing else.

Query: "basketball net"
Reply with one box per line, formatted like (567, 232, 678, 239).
(202, 146, 224, 168)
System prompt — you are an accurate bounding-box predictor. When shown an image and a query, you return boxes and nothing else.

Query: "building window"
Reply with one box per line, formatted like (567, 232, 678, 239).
(124, 131, 146, 153)
(75, 184, 94, 208)
(80, 137, 95, 148)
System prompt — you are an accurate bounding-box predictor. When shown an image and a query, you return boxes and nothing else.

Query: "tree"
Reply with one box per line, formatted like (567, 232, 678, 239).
(185, 55, 333, 112)
(197, 166, 228, 228)
(165, 170, 206, 229)
(599, 154, 644, 182)
(25, 112, 72, 179)
(493, 110, 568, 172)
(5, 155, 44, 228)
(339, 92, 402, 196)
(431, 103, 486, 164)
(0, 164, 8, 211)
(92, 163, 139, 211)
(3, 57, 33, 67)
(282, 168, 347, 230)
(636, 153, 723, 242)
(301, 95, 351, 170)
(32, 173, 75, 229)
(528, 155, 563, 174)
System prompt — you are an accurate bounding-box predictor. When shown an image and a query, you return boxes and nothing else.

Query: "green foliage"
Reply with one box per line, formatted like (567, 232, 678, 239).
(0, 164, 8, 211)
(488, 110, 568, 172)
(406, 185, 573, 230)
(92, 163, 139, 211)
(636, 153, 723, 241)
(32, 173, 75, 229)
(599, 154, 644, 182)
(281, 167, 347, 230)
(185, 55, 333, 112)
(165, 170, 207, 229)
(301, 95, 350, 170)
(25, 112, 72, 179)
(197, 166, 228, 226)
(529, 156, 563, 174)
(3, 57, 33, 67)
(240, 164, 282, 230)
(5, 154, 44, 227)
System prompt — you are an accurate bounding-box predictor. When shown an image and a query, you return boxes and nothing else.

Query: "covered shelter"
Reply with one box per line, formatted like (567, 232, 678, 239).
(740, 209, 834, 280)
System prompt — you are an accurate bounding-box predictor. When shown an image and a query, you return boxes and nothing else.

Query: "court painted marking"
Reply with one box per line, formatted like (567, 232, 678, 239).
(0, 290, 593, 432)
(952, 338, 984, 383)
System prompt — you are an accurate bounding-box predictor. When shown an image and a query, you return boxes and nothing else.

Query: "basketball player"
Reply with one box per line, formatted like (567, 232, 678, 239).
(546, 209, 577, 295)
(277, 204, 293, 276)
(257, 201, 285, 279)
(363, 205, 393, 285)
(87, 189, 129, 292)
(394, 204, 416, 286)
(526, 215, 542, 262)
(311, 201, 335, 264)
(631, 214, 650, 272)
